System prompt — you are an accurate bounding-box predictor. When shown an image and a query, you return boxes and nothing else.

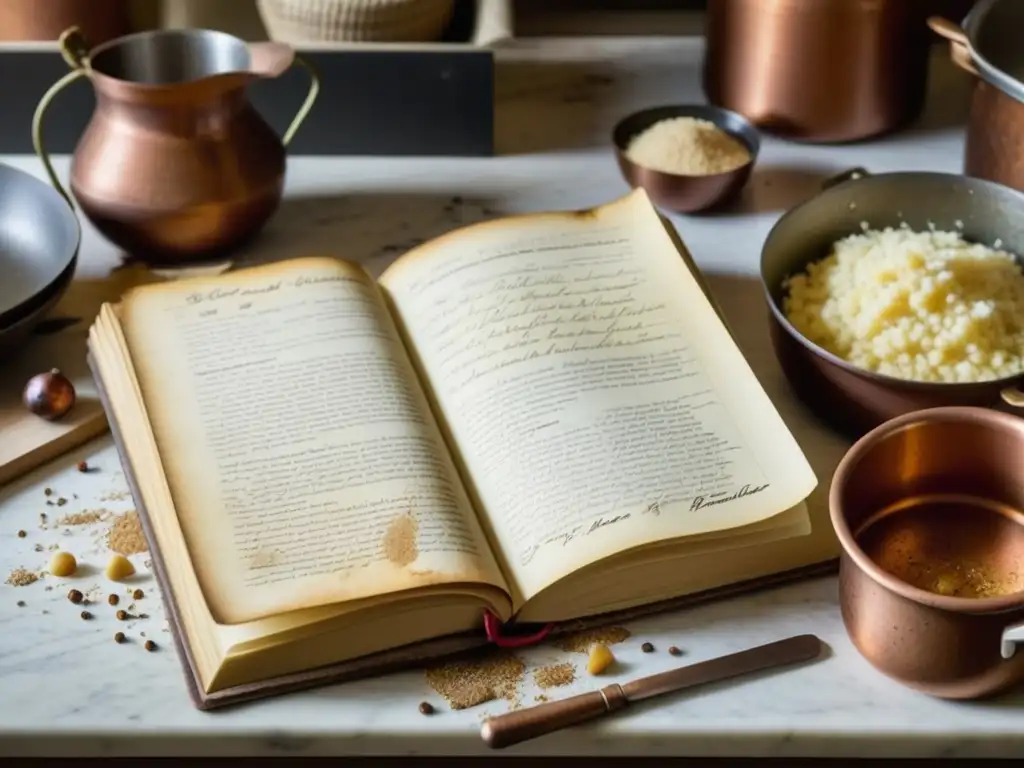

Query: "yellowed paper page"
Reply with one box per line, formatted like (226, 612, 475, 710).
(380, 190, 817, 601)
(119, 257, 507, 624)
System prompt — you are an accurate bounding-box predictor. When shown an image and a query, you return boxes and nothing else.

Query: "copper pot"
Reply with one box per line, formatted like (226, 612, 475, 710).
(760, 167, 1024, 440)
(0, 0, 130, 44)
(31, 26, 320, 263)
(831, 407, 1024, 699)
(929, 2, 1024, 194)
(703, 0, 933, 143)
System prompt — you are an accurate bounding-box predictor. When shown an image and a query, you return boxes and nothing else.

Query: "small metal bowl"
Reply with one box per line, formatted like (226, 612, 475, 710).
(612, 104, 760, 214)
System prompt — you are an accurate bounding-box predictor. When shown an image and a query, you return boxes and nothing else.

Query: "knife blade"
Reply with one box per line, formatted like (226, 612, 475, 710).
(480, 633, 823, 749)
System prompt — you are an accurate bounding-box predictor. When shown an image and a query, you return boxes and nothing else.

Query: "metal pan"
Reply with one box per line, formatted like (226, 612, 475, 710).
(0, 162, 80, 327)
(760, 167, 1024, 439)
(0, 255, 77, 355)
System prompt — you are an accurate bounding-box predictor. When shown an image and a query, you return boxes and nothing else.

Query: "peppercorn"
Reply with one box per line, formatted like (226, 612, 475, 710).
(669, 646, 682, 657)
(418, 701, 434, 715)
(67, 589, 84, 604)
(114, 632, 126, 644)
(80, 610, 92, 620)
(132, 588, 144, 600)
(641, 642, 654, 653)
(144, 640, 156, 652)
(116, 609, 128, 620)
(108, 594, 119, 606)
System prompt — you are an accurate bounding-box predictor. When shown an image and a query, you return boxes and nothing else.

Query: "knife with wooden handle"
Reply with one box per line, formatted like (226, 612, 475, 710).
(480, 633, 823, 749)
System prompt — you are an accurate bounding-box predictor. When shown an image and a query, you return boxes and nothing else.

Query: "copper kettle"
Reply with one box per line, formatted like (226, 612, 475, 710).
(32, 27, 319, 263)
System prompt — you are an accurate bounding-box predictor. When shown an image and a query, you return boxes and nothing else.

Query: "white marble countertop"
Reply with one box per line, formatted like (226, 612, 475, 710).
(3, 36, 1024, 758)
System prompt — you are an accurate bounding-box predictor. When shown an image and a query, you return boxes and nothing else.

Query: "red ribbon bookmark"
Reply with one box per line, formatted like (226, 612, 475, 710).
(483, 610, 554, 648)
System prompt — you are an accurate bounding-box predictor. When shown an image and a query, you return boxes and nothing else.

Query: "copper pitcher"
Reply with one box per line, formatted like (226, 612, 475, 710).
(32, 26, 319, 263)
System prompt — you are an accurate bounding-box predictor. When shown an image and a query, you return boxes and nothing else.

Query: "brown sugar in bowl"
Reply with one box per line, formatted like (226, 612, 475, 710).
(612, 104, 760, 214)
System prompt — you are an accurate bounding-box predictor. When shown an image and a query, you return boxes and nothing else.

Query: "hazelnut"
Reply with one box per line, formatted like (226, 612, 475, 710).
(668, 646, 683, 657)
(23, 369, 76, 421)
(108, 594, 119, 606)
(67, 588, 84, 604)
(105, 554, 135, 581)
(586, 643, 615, 675)
(114, 632, 126, 644)
(144, 640, 157, 652)
(132, 588, 144, 600)
(49, 551, 77, 577)
(641, 642, 654, 653)
(116, 609, 128, 621)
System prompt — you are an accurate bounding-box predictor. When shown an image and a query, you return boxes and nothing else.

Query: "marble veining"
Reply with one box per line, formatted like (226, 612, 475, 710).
(2, 35, 1023, 758)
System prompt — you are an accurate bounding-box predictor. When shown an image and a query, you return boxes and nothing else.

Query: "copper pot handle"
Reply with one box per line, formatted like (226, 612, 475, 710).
(31, 26, 92, 209)
(1000, 621, 1024, 659)
(927, 16, 980, 77)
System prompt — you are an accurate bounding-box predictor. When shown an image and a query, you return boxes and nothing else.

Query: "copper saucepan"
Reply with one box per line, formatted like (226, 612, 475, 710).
(929, 0, 1024, 195)
(760, 167, 1024, 440)
(831, 406, 1024, 699)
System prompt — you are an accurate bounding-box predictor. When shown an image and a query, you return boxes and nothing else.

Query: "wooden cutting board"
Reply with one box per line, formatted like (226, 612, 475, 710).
(0, 267, 174, 486)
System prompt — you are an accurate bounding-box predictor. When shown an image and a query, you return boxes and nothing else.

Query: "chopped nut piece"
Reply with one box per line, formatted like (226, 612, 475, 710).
(49, 551, 77, 577)
(105, 554, 135, 581)
(587, 643, 615, 675)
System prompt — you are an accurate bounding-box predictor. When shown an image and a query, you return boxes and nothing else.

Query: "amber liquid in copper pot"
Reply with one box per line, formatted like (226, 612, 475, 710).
(855, 496, 1024, 600)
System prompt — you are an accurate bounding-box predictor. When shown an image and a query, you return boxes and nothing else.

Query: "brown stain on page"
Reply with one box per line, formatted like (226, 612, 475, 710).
(382, 512, 418, 567)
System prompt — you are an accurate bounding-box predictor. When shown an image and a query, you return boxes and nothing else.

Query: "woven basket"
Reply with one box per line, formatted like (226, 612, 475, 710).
(256, 0, 455, 43)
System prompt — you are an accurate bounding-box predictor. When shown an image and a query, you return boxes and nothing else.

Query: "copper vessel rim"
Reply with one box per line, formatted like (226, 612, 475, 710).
(83, 28, 254, 92)
(611, 105, 760, 182)
(829, 405, 1024, 614)
(760, 169, 1024, 392)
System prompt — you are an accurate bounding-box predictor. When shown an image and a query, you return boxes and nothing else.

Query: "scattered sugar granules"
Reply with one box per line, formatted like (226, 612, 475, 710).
(554, 626, 632, 653)
(533, 662, 576, 689)
(106, 511, 147, 555)
(5, 568, 40, 587)
(59, 510, 107, 526)
(424, 652, 526, 710)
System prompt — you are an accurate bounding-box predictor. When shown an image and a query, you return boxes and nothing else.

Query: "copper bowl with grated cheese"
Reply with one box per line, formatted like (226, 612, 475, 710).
(761, 167, 1024, 439)
(612, 104, 759, 214)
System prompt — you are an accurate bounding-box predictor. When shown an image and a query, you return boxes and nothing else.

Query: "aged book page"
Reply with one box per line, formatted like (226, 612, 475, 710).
(380, 189, 817, 603)
(118, 258, 509, 625)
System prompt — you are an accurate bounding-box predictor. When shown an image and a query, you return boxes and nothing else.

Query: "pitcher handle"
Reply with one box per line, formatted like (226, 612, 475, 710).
(282, 56, 320, 148)
(32, 26, 92, 209)
(31, 69, 86, 209)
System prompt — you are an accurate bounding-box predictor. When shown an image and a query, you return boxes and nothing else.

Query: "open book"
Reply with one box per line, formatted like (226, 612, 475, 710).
(88, 188, 834, 708)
